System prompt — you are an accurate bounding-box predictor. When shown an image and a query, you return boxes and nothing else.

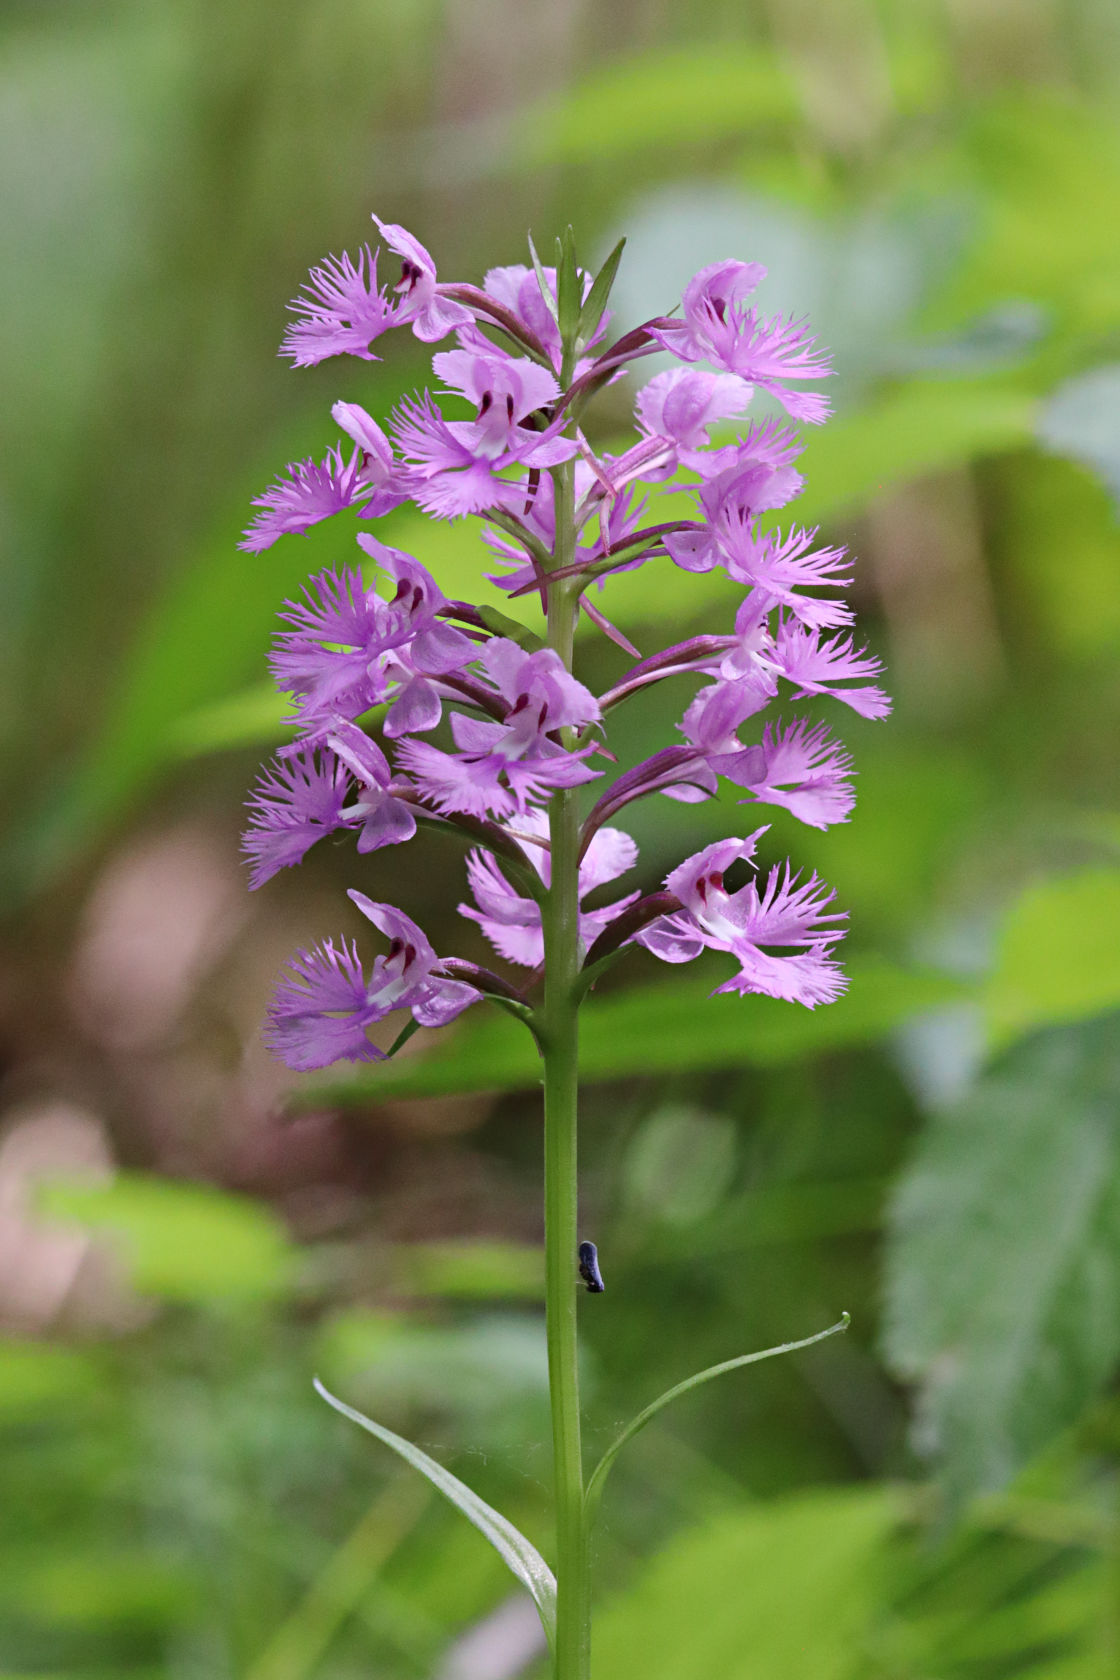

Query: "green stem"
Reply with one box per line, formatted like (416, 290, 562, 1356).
(543, 452, 590, 1680)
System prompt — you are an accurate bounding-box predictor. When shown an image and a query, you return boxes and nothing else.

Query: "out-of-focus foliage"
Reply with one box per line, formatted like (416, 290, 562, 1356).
(3, 0, 1120, 1675)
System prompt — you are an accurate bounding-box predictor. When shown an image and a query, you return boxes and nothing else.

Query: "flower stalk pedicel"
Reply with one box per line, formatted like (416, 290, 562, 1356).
(244, 218, 886, 1677)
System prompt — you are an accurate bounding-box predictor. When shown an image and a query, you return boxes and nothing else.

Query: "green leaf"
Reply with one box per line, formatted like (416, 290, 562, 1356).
(474, 604, 546, 651)
(313, 1378, 557, 1648)
(584, 1317, 849, 1523)
(882, 1015, 1120, 1507)
(167, 681, 290, 757)
(985, 868, 1120, 1048)
(39, 1173, 296, 1304)
(927, 95, 1120, 337)
(577, 236, 626, 349)
(521, 45, 798, 167)
(526, 233, 561, 329)
(392, 1242, 544, 1300)
(296, 957, 971, 1104)
(591, 1487, 893, 1680)
(554, 224, 581, 342)
(0, 1340, 99, 1415)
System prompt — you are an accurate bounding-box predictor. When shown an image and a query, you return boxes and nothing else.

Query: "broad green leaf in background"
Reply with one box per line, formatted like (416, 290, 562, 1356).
(985, 869, 1120, 1048)
(298, 958, 971, 1105)
(591, 1487, 893, 1680)
(390, 1241, 545, 1300)
(520, 46, 799, 168)
(314, 1379, 557, 1648)
(168, 680, 291, 758)
(883, 1015, 1120, 1507)
(40, 1173, 297, 1304)
(926, 96, 1120, 339)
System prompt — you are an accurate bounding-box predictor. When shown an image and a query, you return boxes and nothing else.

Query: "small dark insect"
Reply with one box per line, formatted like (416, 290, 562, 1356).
(577, 1240, 605, 1293)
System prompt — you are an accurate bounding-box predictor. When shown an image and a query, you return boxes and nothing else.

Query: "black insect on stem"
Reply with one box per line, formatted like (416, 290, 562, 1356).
(577, 1240, 605, 1293)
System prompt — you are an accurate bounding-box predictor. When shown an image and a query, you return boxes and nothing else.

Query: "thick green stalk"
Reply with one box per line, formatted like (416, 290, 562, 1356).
(543, 452, 590, 1680)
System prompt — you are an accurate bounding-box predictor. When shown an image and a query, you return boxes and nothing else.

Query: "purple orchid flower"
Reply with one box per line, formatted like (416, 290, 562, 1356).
(652, 260, 834, 424)
(242, 726, 417, 889)
(773, 619, 892, 718)
(269, 563, 400, 723)
(323, 722, 419, 850)
(663, 433, 806, 575)
(243, 749, 353, 888)
(269, 541, 476, 732)
(459, 811, 639, 967)
(266, 893, 479, 1072)
(671, 680, 855, 828)
(247, 221, 892, 1093)
(481, 263, 608, 376)
(394, 639, 601, 819)
(373, 217, 474, 343)
(240, 444, 392, 554)
(433, 348, 562, 456)
(392, 388, 577, 520)
(634, 833, 848, 1006)
(634, 367, 755, 474)
(280, 245, 398, 368)
(354, 533, 477, 734)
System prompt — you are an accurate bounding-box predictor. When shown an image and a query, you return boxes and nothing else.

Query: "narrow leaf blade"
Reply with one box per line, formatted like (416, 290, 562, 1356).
(555, 225, 581, 341)
(577, 236, 626, 348)
(526, 233, 561, 329)
(313, 1378, 557, 1646)
(476, 604, 547, 651)
(585, 1316, 849, 1521)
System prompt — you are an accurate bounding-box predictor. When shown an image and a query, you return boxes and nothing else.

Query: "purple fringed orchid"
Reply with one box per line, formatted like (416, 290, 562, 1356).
(651, 260, 834, 424)
(460, 812, 638, 968)
(243, 214, 885, 1674)
(634, 834, 848, 1007)
(244, 213, 889, 1079)
(265, 894, 478, 1071)
(394, 640, 601, 820)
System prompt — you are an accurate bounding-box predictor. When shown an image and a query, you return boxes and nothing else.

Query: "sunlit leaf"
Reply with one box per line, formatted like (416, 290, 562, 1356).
(40, 1174, 296, 1304)
(392, 1242, 545, 1300)
(520, 45, 799, 167)
(927, 96, 1120, 337)
(591, 1487, 893, 1679)
(985, 868, 1120, 1047)
(314, 1378, 557, 1647)
(0, 1341, 98, 1415)
(883, 1015, 1120, 1506)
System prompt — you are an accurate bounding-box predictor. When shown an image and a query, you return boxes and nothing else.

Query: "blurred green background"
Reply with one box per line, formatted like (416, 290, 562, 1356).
(3, 0, 1120, 1674)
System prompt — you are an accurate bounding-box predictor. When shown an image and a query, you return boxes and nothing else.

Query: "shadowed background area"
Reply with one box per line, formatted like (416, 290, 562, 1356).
(3, 0, 1120, 1675)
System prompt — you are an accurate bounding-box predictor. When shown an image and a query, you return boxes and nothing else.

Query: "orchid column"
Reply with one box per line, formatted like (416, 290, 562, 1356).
(241, 216, 887, 1679)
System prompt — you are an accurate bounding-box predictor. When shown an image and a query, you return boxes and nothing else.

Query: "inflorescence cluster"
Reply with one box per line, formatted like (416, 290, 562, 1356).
(241, 217, 890, 1072)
